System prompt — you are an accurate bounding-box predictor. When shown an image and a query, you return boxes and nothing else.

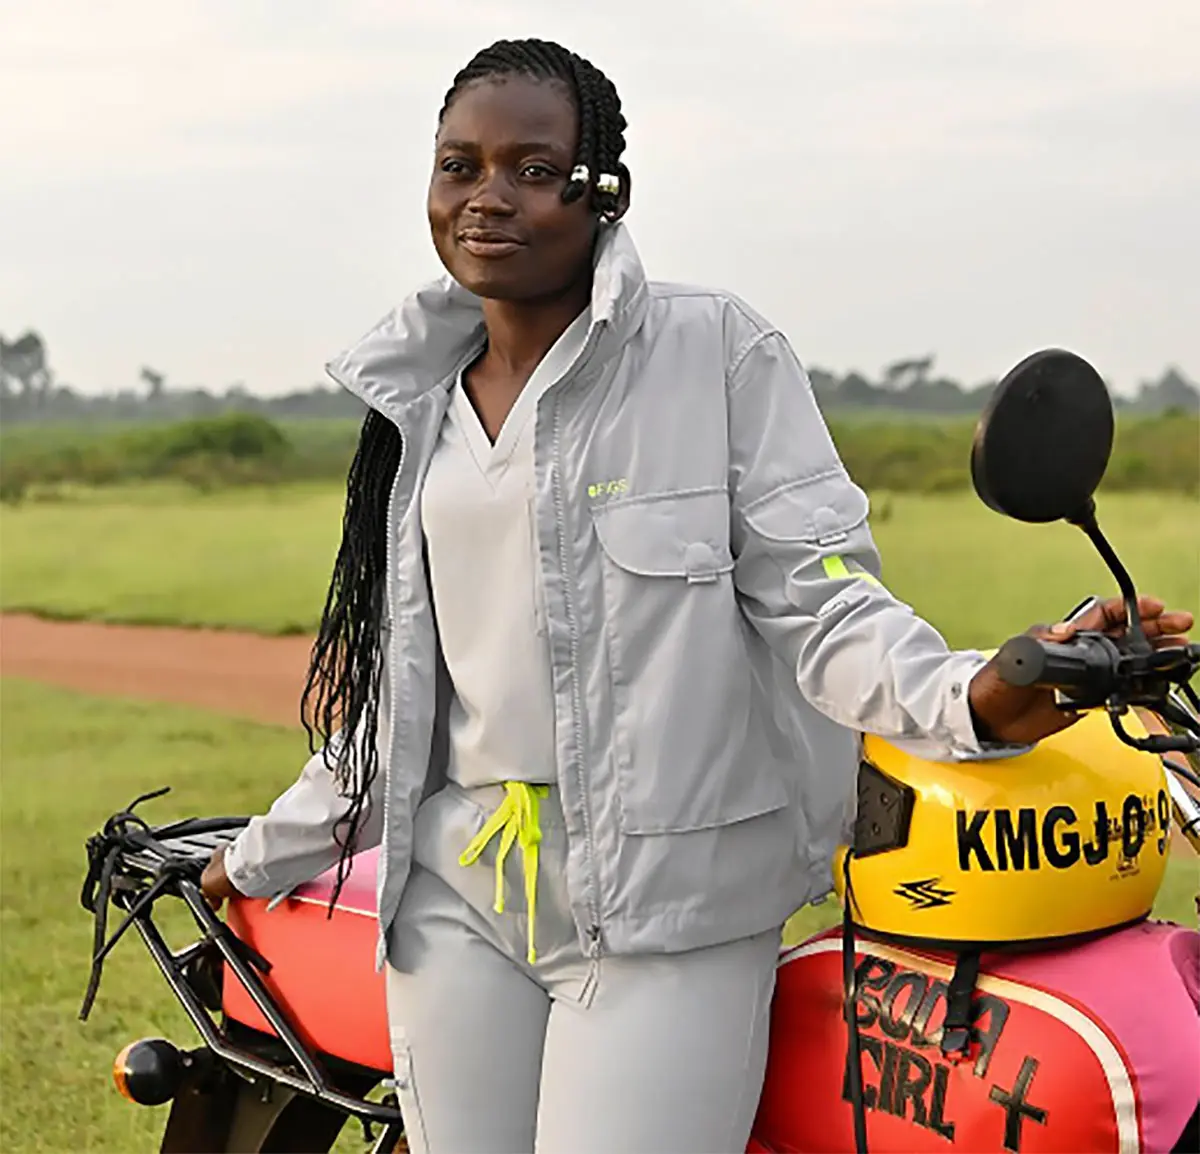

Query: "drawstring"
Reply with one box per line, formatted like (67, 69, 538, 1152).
(459, 783, 549, 965)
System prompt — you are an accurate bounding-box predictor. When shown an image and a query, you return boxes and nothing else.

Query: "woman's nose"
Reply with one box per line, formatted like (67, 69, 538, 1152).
(467, 171, 518, 216)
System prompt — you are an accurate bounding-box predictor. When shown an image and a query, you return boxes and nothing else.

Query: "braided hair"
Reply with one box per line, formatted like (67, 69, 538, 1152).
(303, 40, 628, 911)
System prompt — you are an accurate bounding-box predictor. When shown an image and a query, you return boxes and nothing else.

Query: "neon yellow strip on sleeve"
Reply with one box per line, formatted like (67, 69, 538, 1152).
(822, 554, 884, 588)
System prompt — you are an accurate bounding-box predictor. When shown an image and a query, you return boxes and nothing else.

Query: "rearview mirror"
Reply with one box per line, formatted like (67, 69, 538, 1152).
(970, 348, 1114, 524)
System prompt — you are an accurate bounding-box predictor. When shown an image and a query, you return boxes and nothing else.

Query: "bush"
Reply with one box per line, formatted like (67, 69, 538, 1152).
(0, 412, 1194, 500)
(826, 413, 1198, 496)
(0, 413, 296, 499)
(135, 413, 290, 467)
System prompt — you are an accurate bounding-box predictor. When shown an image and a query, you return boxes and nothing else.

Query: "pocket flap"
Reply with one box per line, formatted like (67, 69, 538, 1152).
(742, 472, 870, 544)
(592, 490, 734, 582)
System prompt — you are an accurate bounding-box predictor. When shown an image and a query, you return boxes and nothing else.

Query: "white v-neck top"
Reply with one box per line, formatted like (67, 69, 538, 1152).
(420, 307, 592, 787)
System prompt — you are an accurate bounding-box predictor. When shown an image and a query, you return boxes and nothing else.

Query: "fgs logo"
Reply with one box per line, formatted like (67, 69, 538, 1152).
(587, 477, 629, 499)
(894, 878, 955, 910)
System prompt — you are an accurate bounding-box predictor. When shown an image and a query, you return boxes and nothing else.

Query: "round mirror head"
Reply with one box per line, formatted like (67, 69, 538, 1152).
(971, 348, 1114, 523)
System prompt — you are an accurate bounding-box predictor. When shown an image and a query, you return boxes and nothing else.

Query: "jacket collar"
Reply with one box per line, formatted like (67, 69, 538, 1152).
(325, 221, 650, 420)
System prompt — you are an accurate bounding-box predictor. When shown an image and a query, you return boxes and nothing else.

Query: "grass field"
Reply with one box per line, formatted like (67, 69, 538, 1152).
(0, 483, 344, 635)
(1, 478, 1197, 1151)
(0, 678, 1195, 1154)
(2, 485, 1196, 644)
(0, 681, 394, 1154)
(0, 680, 303, 1154)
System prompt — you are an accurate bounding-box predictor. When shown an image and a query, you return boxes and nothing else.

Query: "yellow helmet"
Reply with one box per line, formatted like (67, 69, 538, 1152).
(833, 709, 1171, 948)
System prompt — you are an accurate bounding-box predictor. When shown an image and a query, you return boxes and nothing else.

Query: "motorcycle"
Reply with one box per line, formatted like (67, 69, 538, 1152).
(79, 348, 1200, 1152)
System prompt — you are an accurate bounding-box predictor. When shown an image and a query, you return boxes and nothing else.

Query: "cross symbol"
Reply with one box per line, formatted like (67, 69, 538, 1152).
(989, 1056, 1048, 1152)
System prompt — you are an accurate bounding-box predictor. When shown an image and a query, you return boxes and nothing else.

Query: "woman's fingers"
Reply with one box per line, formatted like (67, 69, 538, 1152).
(1092, 595, 1164, 629)
(1050, 596, 1190, 641)
(1145, 609, 1193, 638)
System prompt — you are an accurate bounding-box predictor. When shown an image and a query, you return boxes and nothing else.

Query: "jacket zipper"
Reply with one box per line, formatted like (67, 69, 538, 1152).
(550, 384, 604, 955)
(376, 421, 406, 964)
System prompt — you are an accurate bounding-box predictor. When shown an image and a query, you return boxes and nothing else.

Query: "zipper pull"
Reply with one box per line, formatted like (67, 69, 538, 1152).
(579, 926, 603, 1008)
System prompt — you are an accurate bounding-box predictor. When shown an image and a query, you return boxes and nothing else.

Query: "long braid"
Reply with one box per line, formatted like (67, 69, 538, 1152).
(307, 39, 628, 912)
(301, 409, 401, 911)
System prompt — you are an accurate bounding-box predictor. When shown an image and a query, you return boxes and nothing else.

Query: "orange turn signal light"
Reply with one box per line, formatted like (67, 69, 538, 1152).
(112, 1037, 183, 1106)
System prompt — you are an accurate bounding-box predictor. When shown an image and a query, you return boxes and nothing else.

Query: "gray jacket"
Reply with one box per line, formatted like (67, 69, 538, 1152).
(225, 223, 1000, 969)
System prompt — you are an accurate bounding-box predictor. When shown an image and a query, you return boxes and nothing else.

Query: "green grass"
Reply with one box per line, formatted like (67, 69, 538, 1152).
(0, 680, 305, 1153)
(869, 491, 1199, 647)
(2, 487, 1196, 645)
(0, 678, 1195, 1153)
(0, 483, 345, 635)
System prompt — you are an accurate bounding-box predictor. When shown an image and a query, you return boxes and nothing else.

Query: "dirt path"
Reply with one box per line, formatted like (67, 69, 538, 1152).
(2, 611, 1196, 859)
(0, 613, 312, 728)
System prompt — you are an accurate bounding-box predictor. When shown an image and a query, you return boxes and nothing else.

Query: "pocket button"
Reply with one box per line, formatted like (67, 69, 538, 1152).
(684, 541, 719, 583)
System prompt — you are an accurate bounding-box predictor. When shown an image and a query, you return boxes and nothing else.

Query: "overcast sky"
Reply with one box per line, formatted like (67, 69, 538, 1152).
(2, 0, 1197, 396)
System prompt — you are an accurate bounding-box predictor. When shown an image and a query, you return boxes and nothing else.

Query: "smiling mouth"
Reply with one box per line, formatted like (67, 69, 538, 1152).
(458, 230, 526, 258)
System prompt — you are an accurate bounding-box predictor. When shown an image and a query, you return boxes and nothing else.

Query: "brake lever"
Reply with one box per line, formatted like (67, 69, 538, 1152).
(1061, 595, 1102, 626)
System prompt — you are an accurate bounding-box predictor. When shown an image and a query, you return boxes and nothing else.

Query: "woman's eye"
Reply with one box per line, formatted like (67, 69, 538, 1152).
(440, 158, 472, 176)
(521, 163, 556, 180)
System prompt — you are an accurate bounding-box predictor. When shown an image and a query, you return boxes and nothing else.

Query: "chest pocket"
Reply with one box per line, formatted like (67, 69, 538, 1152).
(593, 489, 735, 583)
(591, 489, 788, 835)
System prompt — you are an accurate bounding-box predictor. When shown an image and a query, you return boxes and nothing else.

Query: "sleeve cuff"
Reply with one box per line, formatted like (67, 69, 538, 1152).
(222, 833, 264, 897)
(223, 826, 305, 907)
(941, 651, 1034, 762)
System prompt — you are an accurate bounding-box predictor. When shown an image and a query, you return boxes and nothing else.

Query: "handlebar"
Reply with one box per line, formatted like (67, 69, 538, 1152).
(992, 630, 1200, 756)
(993, 633, 1125, 696)
(993, 632, 1200, 849)
(994, 632, 1200, 701)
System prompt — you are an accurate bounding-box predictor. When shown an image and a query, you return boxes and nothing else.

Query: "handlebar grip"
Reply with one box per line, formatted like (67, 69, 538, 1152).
(993, 633, 1117, 695)
(993, 635, 1049, 687)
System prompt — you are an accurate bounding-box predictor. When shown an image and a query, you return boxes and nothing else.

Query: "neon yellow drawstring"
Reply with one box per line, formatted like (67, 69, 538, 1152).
(458, 783, 549, 965)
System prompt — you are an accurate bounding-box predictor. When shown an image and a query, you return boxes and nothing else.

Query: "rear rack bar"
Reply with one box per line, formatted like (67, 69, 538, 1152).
(85, 812, 403, 1137)
(127, 887, 401, 1126)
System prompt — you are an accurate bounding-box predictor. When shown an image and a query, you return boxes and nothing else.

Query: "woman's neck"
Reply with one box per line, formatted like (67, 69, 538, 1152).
(477, 274, 591, 382)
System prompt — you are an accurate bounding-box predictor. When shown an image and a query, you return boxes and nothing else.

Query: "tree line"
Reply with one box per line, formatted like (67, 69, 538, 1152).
(2, 328, 1197, 423)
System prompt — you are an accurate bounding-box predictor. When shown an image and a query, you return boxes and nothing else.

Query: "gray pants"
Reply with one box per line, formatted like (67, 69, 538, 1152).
(385, 783, 781, 1154)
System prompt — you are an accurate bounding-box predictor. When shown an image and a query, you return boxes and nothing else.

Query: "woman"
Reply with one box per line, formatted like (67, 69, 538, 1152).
(201, 39, 1192, 1153)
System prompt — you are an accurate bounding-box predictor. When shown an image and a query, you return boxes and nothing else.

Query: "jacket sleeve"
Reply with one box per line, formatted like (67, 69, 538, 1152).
(727, 329, 1024, 761)
(222, 727, 384, 900)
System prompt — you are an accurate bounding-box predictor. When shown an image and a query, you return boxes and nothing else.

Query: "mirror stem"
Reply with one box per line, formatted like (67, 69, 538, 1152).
(1067, 500, 1149, 650)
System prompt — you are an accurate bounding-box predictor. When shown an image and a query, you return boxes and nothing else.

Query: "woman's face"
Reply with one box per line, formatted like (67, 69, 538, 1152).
(428, 75, 599, 302)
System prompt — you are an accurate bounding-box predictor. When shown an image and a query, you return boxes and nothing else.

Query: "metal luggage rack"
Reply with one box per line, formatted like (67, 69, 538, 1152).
(79, 788, 403, 1136)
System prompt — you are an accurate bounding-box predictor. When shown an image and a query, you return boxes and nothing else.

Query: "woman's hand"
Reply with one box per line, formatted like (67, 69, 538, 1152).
(967, 595, 1194, 746)
(200, 845, 241, 910)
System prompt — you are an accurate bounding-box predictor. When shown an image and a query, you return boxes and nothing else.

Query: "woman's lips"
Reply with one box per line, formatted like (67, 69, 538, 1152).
(458, 232, 526, 258)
